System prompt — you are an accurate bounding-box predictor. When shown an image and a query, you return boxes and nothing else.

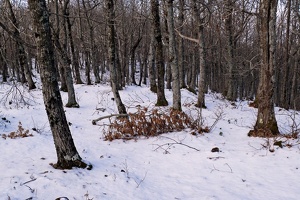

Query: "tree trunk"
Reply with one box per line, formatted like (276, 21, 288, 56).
(81, 0, 100, 84)
(280, 0, 292, 109)
(0, 44, 8, 82)
(163, 3, 172, 90)
(167, 0, 181, 110)
(178, 0, 186, 88)
(65, 0, 83, 84)
(249, 0, 279, 137)
(28, 0, 89, 170)
(105, 0, 127, 114)
(77, 0, 91, 85)
(191, 0, 206, 108)
(224, 0, 236, 101)
(148, 35, 157, 93)
(151, 0, 168, 106)
(5, 0, 36, 90)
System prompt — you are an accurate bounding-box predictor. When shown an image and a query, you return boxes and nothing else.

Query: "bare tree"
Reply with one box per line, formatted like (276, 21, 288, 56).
(151, 0, 168, 106)
(178, 0, 186, 89)
(28, 0, 89, 169)
(249, 0, 279, 137)
(224, 0, 236, 101)
(178, 0, 209, 108)
(65, 0, 83, 84)
(4, 0, 36, 89)
(105, 0, 127, 114)
(166, 0, 181, 111)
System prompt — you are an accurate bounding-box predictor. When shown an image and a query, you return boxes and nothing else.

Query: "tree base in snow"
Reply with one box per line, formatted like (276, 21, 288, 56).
(50, 160, 92, 170)
(248, 128, 279, 138)
(155, 99, 168, 106)
(65, 102, 80, 108)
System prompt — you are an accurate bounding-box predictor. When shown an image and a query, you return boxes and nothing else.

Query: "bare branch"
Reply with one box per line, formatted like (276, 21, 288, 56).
(175, 29, 199, 44)
(92, 114, 128, 125)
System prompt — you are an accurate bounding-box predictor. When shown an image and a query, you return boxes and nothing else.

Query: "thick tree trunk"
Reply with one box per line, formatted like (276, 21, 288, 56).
(28, 0, 88, 169)
(249, 0, 279, 137)
(106, 0, 127, 114)
(167, 0, 181, 110)
(151, 0, 168, 106)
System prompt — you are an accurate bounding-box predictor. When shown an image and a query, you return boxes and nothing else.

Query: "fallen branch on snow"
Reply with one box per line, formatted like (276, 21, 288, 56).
(92, 114, 128, 125)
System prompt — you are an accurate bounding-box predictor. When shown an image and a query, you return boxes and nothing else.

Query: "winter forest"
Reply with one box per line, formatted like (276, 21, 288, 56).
(0, 0, 300, 199)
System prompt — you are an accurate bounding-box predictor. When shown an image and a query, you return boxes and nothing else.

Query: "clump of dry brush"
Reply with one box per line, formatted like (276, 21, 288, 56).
(104, 107, 208, 141)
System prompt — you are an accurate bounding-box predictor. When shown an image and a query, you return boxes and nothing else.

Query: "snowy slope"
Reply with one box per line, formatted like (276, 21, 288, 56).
(0, 83, 299, 200)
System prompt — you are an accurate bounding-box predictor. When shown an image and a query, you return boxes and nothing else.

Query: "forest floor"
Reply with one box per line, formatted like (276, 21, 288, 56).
(0, 80, 300, 200)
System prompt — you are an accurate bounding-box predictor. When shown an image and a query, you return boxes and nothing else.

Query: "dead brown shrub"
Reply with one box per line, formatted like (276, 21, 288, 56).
(2, 122, 33, 139)
(104, 107, 201, 141)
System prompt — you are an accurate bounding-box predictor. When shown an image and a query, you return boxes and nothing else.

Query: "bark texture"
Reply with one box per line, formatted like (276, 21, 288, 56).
(167, 0, 181, 111)
(249, 0, 279, 137)
(106, 0, 127, 114)
(6, 0, 36, 90)
(191, 0, 206, 108)
(151, 0, 168, 106)
(28, 0, 89, 169)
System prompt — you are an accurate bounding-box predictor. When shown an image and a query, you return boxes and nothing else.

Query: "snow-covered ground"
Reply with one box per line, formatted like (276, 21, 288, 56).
(0, 82, 299, 200)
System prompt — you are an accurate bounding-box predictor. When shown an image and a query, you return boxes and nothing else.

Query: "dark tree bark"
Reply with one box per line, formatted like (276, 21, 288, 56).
(191, 0, 207, 108)
(163, 2, 172, 90)
(129, 33, 142, 86)
(151, 0, 168, 106)
(224, 0, 236, 101)
(249, 0, 279, 137)
(105, 0, 127, 114)
(280, 0, 292, 109)
(77, 0, 91, 85)
(178, 0, 186, 88)
(148, 35, 157, 93)
(65, 0, 83, 84)
(0, 44, 8, 82)
(28, 0, 89, 169)
(81, 0, 100, 84)
(5, 0, 36, 90)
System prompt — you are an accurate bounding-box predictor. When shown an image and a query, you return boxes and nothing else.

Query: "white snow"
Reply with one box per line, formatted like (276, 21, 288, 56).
(0, 82, 299, 200)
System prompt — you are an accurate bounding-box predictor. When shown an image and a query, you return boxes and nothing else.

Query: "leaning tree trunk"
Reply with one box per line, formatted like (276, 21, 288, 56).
(167, 0, 181, 111)
(105, 0, 127, 114)
(151, 0, 168, 106)
(28, 0, 89, 169)
(249, 0, 279, 137)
